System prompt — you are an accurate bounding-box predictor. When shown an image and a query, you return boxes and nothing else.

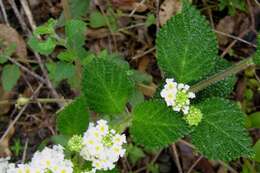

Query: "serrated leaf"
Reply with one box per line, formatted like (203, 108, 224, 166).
(197, 58, 236, 99)
(191, 98, 254, 161)
(1, 64, 20, 91)
(156, 1, 218, 83)
(57, 96, 89, 136)
(82, 58, 134, 114)
(131, 100, 190, 149)
(28, 36, 56, 55)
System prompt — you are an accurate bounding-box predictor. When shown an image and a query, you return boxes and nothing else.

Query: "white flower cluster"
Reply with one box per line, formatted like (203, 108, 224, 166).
(0, 157, 10, 173)
(160, 78, 195, 114)
(6, 145, 73, 173)
(80, 119, 126, 172)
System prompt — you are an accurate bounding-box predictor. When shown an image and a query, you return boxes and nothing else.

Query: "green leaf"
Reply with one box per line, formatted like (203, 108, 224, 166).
(82, 58, 134, 114)
(57, 96, 89, 136)
(57, 0, 90, 26)
(89, 11, 107, 28)
(156, 1, 218, 83)
(57, 50, 77, 62)
(253, 139, 260, 162)
(197, 58, 236, 99)
(128, 70, 153, 85)
(191, 98, 254, 161)
(128, 89, 144, 108)
(34, 18, 56, 35)
(65, 19, 86, 50)
(127, 144, 145, 165)
(1, 64, 20, 91)
(28, 36, 56, 55)
(247, 112, 260, 128)
(46, 62, 76, 86)
(131, 100, 190, 149)
(145, 13, 156, 27)
(253, 34, 260, 65)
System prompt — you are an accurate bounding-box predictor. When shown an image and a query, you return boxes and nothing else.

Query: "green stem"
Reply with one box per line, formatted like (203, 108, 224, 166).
(190, 58, 254, 93)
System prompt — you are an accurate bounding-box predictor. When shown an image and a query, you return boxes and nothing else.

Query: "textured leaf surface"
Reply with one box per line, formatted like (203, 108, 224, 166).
(156, 2, 217, 83)
(82, 58, 134, 114)
(131, 100, 190, 149)
(57, 96, 89, 136)
(191, 98, 254, 161)
(197, 58, 236, 100)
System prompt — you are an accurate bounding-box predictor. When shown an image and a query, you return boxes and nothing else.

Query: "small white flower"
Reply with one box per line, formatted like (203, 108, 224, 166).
(0, 157, 10, 173)
(29, 145, 73, 173)
(80, 119, 126, 171)
(161, 78, 196, 114)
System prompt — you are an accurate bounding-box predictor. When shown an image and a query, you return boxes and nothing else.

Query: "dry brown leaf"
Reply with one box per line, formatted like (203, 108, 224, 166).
(216, 16, 235, 45)
(159, 0, 182, 26)
(0, 24, 27, 60)
(0, 125, 15, 157)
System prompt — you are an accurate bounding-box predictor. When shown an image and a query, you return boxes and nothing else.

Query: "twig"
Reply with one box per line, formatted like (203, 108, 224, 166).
(221, 29, 251, 57)
(179, 140, 238, 173)
(0, 98, 71, 105)
(117, 23, 146, 32)
(61, 0, 71, 20)
(187, 156, 203, 173)
(0, 0, 10, 25)
(155, 0, 160, 32)
(129, 0, 146, 17)
(7, 56, 46, 84)
(134, 149, 163, 173)
(131, 47, 156, 61)
(34, 52, 61, 104)
(0, 84, 42, 144)
(218, 161, 238, 173)
(214, 30, 257, 48)
(171, 144, 183, 173)
(255, 0, 260, 7)
(21, 138, 29, 163)
(20, 0, 37, 30)
(203, 0, 214, 28)
(247, 0, 256, 33)
(7, 0, 30, 33)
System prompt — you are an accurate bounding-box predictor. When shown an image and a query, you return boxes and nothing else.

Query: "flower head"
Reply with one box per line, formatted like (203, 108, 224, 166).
(0, 157, 10, 173)
(183, 106, 203, 126)
(160, 78, 195, 114)
(68, 135, 83, 152)
(80, 119, 126, 171)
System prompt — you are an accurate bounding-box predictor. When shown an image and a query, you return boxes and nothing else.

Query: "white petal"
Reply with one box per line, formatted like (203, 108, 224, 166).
(188, 92, 196, 98)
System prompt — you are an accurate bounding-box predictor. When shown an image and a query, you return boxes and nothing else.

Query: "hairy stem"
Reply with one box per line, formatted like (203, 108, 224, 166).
(190, 58, 254, 93)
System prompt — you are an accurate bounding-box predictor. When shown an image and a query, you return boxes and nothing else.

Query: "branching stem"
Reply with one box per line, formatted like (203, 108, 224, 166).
(190, 58, 254, 93)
